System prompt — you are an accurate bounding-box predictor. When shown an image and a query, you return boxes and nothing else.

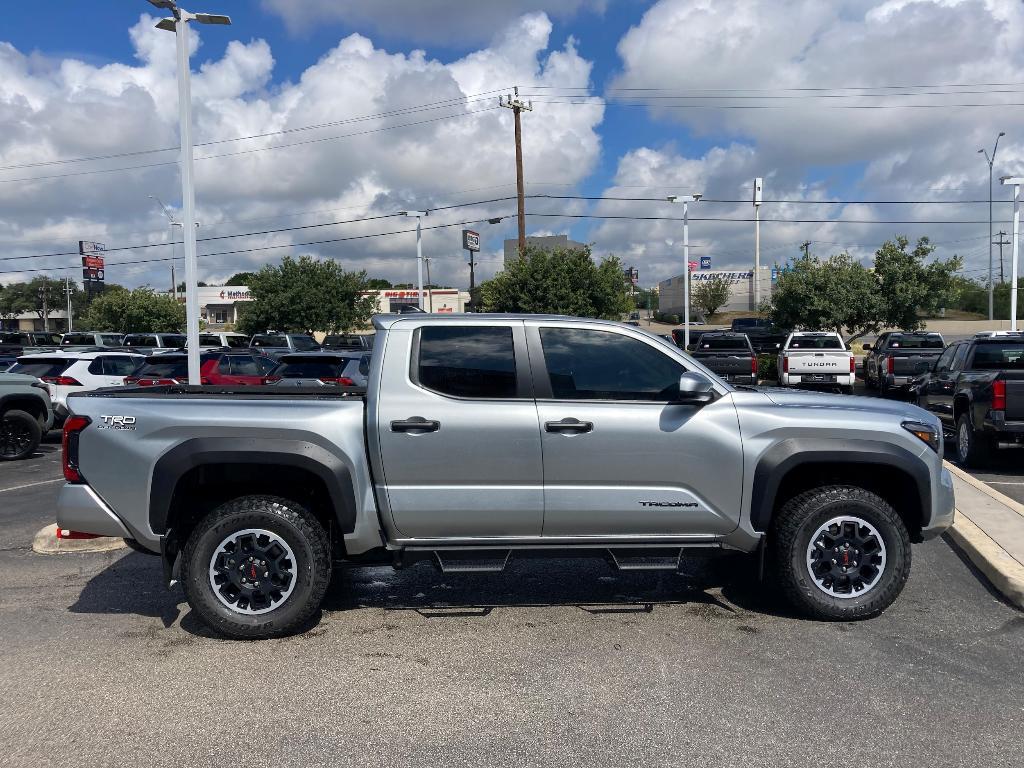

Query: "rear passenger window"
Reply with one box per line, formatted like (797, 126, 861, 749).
(416, 326, 516, 399)
(230, 356, 260, 376)
(103, 357, 141, 376)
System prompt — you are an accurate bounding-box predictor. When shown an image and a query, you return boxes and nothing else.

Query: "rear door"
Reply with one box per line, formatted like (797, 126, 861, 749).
(528, 321, 743, 537)
(375, 321, 543, 539)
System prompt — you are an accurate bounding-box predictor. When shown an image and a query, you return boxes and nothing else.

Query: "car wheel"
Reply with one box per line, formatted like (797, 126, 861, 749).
(864, 366, 876, 390)
(181, 494, 331, 640)
(0, 409, 42, 461)
(771, 485, 911, 620)
(842, 386, 855, 396)
(955, 414, 992, 468)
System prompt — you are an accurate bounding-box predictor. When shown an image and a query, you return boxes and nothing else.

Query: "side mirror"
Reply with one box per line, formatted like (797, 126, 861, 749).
(862, 343, 871, 351)
(675, 371, 716, 404)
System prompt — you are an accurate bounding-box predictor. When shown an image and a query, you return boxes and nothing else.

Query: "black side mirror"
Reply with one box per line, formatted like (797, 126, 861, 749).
(862, 343, 871, 351)
(675, 371, 716, 404)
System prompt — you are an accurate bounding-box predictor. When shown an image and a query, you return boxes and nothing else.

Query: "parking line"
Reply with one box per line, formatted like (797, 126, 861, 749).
(986, 481, 1024, 486)
(0, 478, 63, 494)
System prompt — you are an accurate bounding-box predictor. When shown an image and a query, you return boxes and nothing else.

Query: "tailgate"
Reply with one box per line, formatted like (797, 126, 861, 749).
(892, 353, 939, 376)
(693, 354, 752, 378)
(1006, 378, 1024, 420)
(784, 351, 850, 374)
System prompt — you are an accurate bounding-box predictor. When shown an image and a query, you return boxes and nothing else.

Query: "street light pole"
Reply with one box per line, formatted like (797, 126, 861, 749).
(979, 131, 1005, 321)
(667, 194, 702, 349)
(1001, 176, 1021, 332)
(149, 194, 181, 301)
(150, 0, 231, 385)
(753, 177, 763, 310)
(399, 211, 428, 310)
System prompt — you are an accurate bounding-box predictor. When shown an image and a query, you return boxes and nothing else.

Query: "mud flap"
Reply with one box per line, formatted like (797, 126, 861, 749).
(160, 529, 182, 589)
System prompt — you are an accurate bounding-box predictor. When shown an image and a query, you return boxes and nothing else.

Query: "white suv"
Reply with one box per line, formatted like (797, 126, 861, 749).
(9, 351, 144, 425)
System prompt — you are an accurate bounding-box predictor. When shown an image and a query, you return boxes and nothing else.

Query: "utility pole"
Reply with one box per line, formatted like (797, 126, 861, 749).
(37, 285, 49, 332)
(499, 87, 533, 257)
(424, 257, 433, 313)
(400, 211, 428, 309)
(979, 132, 1005, 321)
(65, 278, 73, 332)
(800, 241, 811, 259)
(753, 177, 763, 310)
(994, 231, 1011, 285)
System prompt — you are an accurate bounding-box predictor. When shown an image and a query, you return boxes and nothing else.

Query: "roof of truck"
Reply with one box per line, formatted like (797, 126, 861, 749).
(372, 313, 647, 330)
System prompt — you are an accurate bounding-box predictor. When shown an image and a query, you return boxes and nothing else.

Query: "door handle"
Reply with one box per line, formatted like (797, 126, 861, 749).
(391, 417, 440, 433)
(545, 418, 593, 434)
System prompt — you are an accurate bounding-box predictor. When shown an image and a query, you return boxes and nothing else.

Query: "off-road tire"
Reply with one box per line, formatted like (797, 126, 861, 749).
(181, 495, 331, 640)
(863, 364, 877, 391)
(0, 409, 42, 461)
(771, 485, 911, 620)
(955, 413, 992, 468)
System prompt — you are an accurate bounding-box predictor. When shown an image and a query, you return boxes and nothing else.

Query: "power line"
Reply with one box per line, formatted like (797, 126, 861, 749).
(533, 194, 1009, 205)
(525, 212, 1004, 225)
(526, 80, 1024, 92)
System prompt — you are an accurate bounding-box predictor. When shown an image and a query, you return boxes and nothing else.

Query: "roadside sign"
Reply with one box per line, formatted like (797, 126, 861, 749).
(79, 241, 106, 285)
(700, 256, 711, 269)
(462, 229, 481, 252)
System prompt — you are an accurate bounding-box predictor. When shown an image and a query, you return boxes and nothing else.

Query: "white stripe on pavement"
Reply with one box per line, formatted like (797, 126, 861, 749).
(985, 481, 1024, 486)
(0, 478, 63, 494)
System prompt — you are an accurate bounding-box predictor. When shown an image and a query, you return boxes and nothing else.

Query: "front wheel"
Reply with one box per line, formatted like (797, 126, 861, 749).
(771, 486, 911, 620)
(0, 409, 42, 461)
(181, 495, 331, 640)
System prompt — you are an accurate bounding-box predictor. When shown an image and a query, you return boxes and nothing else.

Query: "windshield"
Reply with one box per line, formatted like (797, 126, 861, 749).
(698, 336, 750, 351)
(890, 335, 944, 349)
(252, 335, 287, 347)
(199, 334, 223, 347)
(732, 319, 768, 329)
(290, 335, 320, 351)
(225, 335, 249, 348)
(276, 358, 344, 378)
(61, 334, 94, 346)
(789, 336, 843, 349)
(10, 358, 73, 377)
(972, 343, 1024, 370)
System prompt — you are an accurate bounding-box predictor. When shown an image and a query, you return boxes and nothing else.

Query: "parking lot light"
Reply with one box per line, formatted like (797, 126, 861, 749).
(1000, 176, 1022, 332)
(667, 194, 702, 349)
(399, 211, 428, 310)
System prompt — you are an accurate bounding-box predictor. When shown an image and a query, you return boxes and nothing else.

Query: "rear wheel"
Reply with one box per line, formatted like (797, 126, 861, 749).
(956, 414, 992, 468)
(181, 495, 331, 640)
(0, 409, 41, 461)
(771, 485, 911, 620)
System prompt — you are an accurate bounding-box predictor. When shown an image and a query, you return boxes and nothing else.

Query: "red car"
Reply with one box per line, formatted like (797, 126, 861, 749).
(125, 351, 277, 386)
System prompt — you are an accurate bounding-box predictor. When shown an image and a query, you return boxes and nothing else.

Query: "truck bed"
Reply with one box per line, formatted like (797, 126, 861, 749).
(73, 384, 368, 399)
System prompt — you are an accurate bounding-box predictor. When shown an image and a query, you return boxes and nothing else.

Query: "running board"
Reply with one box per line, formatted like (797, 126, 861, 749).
(433, 550, 511, 573)
(607, 547, 683, 571)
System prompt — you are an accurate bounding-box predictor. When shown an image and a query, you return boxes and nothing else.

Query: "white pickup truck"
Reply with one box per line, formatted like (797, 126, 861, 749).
(779, 331, 855, 394)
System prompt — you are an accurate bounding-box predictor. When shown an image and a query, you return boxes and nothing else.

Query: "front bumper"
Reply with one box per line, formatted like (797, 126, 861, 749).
(55, 484, 133, 539)
(920, 466, 956, 540)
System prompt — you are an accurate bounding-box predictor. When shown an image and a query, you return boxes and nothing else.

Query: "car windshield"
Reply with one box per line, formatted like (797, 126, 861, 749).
(161, 335, 186, 347)
(198, 334, 223, 347)
(972, 343, 1024, 370)
(699, 336, 749, 351)
(100, 335, 123, 346)
(789, 336, 843, 349)
(61, 334, 94, 345)
(225, 335, 249, 348)
(890, 335, 944, 349)
(253, 335, 287, 347)
(290, 336, 320, 351)
(732, 319, 768, 329)
(10, 358, 73, 377)
(135, 357, 189, 378)
(276, 358, 344, 378)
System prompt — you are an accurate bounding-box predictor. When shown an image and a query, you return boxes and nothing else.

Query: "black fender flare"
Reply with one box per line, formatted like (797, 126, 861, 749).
(749, 438, 930, 532)
(148, 437, 358, 536)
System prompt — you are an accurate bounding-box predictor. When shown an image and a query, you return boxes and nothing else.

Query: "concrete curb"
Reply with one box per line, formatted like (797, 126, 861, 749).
(31, 525, 127, 555)
(943, 461, 1024, 610)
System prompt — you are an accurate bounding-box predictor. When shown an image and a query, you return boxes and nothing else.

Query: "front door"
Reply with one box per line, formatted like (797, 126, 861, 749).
(528, 322, 743, 537)
(375, 321, 544, 539)
(925, 344, 962, 425)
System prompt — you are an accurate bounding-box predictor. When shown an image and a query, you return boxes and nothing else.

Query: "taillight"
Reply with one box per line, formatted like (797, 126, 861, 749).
(318, 376, 355, 386)
(261, 376, 281, 384)
(782, 355, 789, 373)
(124, 376, 139, 385)
(200, 377, 211, 385)
(751, 357, 758, 375)
(887, 357, 894, 374)
(850, 356, 856, 373)
(62, 415, 91, 483)
(43, 376, 82, 386)
(993, 380, 1006, 411)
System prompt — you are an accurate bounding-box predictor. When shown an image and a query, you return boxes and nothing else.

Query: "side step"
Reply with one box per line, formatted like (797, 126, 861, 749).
(433, 550, 511, 574)
(607, 547, 683, 571)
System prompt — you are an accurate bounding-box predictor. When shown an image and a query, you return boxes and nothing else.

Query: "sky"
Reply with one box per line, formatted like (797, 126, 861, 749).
(1, 0, 1023, 294)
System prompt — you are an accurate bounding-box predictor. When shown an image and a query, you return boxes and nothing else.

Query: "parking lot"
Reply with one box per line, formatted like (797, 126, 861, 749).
(1, 433, 1022, 767)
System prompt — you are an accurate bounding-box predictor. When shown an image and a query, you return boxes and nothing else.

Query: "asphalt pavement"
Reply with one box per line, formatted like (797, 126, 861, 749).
(1, 436, 1023, 767)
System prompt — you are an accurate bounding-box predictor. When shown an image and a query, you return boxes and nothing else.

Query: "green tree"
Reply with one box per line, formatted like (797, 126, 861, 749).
(365, 278, 393, 290)
(176, 280, 208, 293)
(478, 245, 630, 319)
(78, 287, 186, 332)
(236, 255, 377, 334)
(225, 272, 257, 286)
(0, 277, 88, 325)
(873, 235, 961, 330)
(691, 274, 732, 318)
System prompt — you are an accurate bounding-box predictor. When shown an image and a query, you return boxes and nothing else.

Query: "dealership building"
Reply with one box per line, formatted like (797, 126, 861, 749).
(658, 267, 774, 317)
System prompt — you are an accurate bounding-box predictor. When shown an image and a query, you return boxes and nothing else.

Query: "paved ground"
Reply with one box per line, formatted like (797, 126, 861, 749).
(1, 437, 1023, 767)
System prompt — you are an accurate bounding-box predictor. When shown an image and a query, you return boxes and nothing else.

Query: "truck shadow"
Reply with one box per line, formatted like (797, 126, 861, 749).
(70, 551, 797, 639)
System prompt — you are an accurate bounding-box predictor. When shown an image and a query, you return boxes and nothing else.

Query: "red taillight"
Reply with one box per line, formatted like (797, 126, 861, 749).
(318, 376, 355, 386)
(124, 376, 139, 385)
(782, 355, 789, 373)
(261, 376, 281, 385)
(751, 357, 758, 375)
(887, 357, 894, 374)
(62, 415, 91, 483)
(850, 356, 856, 373)
(993, 380, 1006, 411)
(43, 375, 82, 386)
(200, 377, 212, 385)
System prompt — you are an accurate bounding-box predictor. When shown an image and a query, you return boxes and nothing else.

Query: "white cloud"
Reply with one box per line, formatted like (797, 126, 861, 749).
(0, 12, 603, 291)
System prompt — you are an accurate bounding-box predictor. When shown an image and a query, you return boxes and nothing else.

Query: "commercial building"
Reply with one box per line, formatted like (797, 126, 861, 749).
(503, 234, 587, 266)
(658, 267, 774, 317)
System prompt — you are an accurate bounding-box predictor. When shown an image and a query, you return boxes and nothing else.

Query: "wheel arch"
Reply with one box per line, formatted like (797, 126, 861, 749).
(0, 393, 48, 423)
(750, 439, 930, 541)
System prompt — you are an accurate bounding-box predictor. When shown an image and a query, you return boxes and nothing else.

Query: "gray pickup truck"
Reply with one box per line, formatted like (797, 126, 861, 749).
(57, 314, 954, 639)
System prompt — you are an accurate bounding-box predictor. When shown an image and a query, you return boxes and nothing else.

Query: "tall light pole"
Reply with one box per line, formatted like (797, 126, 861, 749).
(1000, 176, 1021, 331)
(150, 0, 231, 385)
(753, 177, 763, 310)
(149, 194, 181, 301)
(399, 211, 428, 310)
(979, 131, 1005, 321)
(667, 194, 702, 349)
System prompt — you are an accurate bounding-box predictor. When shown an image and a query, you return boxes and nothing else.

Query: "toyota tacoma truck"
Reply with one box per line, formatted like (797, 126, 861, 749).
(863, 331, 945, 397)
(57, 314, 954, 639)
(779, 331, 855, 394)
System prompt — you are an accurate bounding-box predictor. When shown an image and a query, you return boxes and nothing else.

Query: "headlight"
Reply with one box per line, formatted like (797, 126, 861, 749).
(902, 420, 940, 453)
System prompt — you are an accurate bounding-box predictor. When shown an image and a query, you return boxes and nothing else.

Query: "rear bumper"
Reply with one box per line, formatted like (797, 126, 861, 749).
(921, 467, 956, 541)
(884, 374, 916, 389)
(55, 484, 132, 540)
(780, 374, 855, 387)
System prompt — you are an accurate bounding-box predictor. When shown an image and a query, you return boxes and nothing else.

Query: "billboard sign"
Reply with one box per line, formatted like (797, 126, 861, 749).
(79, 241, 106, 284)
(700, 256, 712, 270)
(462, 229, 481, 252)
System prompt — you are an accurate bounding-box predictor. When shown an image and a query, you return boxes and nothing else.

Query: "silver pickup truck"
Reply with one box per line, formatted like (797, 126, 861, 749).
(57, 314, 955, 639)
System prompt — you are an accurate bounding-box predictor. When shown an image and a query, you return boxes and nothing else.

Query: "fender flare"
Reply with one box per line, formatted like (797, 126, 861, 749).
(148, 437, 358, 535)
(749, 438, 931, 532)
